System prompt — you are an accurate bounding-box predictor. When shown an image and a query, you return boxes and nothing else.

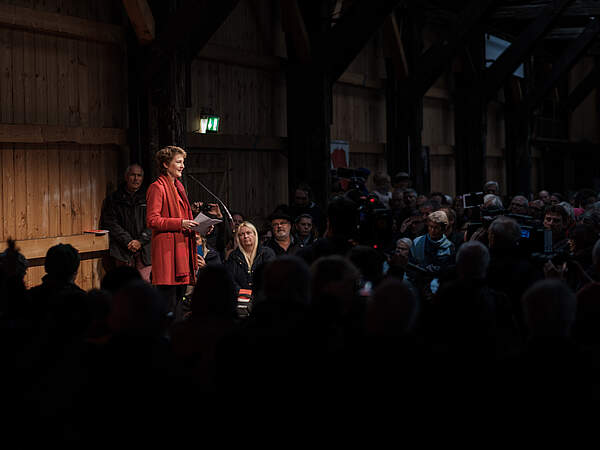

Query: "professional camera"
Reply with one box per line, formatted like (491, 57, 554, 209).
(332, 167, 369, 193)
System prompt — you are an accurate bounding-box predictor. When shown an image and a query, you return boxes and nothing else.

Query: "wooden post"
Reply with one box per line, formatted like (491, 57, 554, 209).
(453, 34, 486, 195)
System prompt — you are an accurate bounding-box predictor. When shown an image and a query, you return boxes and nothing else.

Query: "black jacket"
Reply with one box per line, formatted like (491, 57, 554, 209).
(100, 183, 151, 266)
(224, 245, 276, 293)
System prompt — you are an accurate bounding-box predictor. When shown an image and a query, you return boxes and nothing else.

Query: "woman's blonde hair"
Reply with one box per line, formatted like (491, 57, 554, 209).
(155, 146, 187, 175)
(235, 221, 258, 268)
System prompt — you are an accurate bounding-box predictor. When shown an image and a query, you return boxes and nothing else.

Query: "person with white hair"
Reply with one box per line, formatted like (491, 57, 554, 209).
(408, 211, 456, 299)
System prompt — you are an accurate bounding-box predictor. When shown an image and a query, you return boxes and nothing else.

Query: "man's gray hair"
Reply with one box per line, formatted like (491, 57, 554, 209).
(124, 163, 144, 177)
(396, 237, 413, 248)
(456, 240, 490, 280)
(484, 194, 503, 209)
(558, 201, 575, 222)
(488, 216, 521, 247)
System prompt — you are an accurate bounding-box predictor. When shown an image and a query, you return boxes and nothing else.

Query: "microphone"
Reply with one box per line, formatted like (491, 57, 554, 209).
(186, 174, 234, 225)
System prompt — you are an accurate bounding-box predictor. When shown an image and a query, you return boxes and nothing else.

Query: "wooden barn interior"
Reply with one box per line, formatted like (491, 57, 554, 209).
(1, 0, 600, 290)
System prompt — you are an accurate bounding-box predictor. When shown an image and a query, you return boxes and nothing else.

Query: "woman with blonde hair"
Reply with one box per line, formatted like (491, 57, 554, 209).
(224, 221, 275, 317)
(147, 145, 198, 319)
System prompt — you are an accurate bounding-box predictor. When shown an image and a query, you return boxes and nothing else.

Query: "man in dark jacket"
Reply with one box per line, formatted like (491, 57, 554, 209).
(100, 164, 151, 281)
(264, 211, 301, 256)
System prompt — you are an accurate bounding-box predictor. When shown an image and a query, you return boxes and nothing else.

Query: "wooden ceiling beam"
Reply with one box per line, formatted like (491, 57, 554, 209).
(325, 0, 404, 83)
(280, 0, 311, 64)
(481, 0, 575, 101)
(565, 62, 600, 111)
(383, 12, 408, 80)
(122, 0, 155, 45)
(414, 0, 497, 98)
(149, 0, 240, 71)
(527, 17, 600, 110)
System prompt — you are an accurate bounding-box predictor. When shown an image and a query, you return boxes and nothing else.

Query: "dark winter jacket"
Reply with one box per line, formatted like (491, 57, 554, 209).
(224, 245, 276, 293)
(101, 183, 151, 266)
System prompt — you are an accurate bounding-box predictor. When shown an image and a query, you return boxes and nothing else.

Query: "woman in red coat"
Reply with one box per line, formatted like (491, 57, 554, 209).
(147, 145, 198, 318)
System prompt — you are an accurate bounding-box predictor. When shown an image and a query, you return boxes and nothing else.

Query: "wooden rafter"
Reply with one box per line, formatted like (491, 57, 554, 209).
(481, 0, 575, 101)
(122, 0, 155, 45)
(383, 12, 408, 80)
(280, 0, 311, 64)
(565, 62, 600, 111)
(324, 0, 404, 83)
(526, 17, 600, 110)
(414, 0, 496, 98)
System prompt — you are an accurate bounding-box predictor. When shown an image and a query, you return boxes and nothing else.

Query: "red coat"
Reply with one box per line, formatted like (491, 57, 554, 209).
(146, 176, 197, 286)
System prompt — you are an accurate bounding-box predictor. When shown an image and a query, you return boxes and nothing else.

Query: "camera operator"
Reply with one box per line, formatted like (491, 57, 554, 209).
(487, 216, 543, 335)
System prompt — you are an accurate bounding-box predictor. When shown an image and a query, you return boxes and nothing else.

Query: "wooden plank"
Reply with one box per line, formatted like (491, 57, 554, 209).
(47, 143, 60, 236)
(25, 145, 49, 238)
(70, 145, 82, 234)
(0, 29, 13, 124)
(12, 29, 24, 123)
(87, 41, 100, 127)
(383, 13, 408, 80)
(23, 30, 35, 124)
(0, 3, 125, 46)
(0, 123, 127, 144)
(187, 133, 287, 150)
(280, 0, 311, 64)
(78, 39, 89, 127)
(2, 144, 16, 241)
(122, 0, 155, 45)
(46, 34, 58, 126)
(67, 37, 79, 126)
(1, 233, 109, 260)
(57, 35, 69, 125)
(59, 144, 73, 236)
(34, 32, 48, 125)
(13, 145, 27, 239)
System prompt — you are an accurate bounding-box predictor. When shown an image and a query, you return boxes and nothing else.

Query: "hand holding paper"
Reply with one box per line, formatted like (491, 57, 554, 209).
(192, 212, 222, 235)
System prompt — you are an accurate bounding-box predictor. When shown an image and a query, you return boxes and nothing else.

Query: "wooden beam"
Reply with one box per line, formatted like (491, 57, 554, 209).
(326, 0, 403, 83)
(187, 133, 286, 151)
(2, 233, 109, 261)
(0, 3, 124, 46)
(565, 63, 600, 111)
(527, 17, 600, 110)
(122, 0, 155, 45)
(280, 0, 311, 64)
(481, 0, 575, 101)
(149, 0, 240, 72)
(383, 13, 408, 80)
(415, 0, 496, 98)
(0, 124, 127, 145)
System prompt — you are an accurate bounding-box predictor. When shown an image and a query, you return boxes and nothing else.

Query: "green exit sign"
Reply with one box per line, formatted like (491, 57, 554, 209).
(207, 116, 219, 133)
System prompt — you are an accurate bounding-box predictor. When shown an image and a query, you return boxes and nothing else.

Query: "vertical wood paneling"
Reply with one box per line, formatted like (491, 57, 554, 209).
(34, 32, 48, 125)
(14, 147, 27, 239)
(12, 30, 24, 123)
(70, 145, 82, 234)
(45, 35, 58, 126)
(47, 144, 60, 236)
(3, 145, 16, 240)
(57, 36, 69, 125)
(23, 31, 35, 124)
(88, 41, 100, 128)
(59, 144, 73, 236)
(78, 40, 89, 127)
(67, 38, 79, 126)
(0, 29, 13, 123)
(25, 145, 49, 238)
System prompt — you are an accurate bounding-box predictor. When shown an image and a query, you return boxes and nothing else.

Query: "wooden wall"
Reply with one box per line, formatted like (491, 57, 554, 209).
(0, 0, 126, 290)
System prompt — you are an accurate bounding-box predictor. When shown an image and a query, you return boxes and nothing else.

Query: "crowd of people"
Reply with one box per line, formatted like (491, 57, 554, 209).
(5, 161, 600, 441)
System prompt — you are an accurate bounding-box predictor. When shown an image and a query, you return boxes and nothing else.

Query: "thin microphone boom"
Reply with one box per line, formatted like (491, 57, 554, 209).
(186, 174, 233, 224)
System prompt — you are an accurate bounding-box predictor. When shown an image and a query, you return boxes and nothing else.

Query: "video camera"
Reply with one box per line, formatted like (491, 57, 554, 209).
(331, 167, 368, 193)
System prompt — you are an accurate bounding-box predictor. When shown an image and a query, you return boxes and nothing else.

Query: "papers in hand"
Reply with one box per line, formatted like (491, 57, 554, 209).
(192, 212, 222, 235)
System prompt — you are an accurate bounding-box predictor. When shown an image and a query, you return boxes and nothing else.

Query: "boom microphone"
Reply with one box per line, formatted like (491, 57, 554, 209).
(186, 174, 234, 225)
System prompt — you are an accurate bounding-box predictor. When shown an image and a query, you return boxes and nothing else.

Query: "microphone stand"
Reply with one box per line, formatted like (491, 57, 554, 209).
(186, 174, 234, 226)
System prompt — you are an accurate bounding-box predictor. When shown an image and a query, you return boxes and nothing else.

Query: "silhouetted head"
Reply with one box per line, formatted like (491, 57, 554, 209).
(456, 241, 490, 280)
(45, 243, 80, 282)
(101, 265, 142, 295)
(366, 278, 418, 336)
(191, 265, 237, 318)
(262, 256, 311, 306)
(522, 280, 576, 338)
(108, 281, 167, 338)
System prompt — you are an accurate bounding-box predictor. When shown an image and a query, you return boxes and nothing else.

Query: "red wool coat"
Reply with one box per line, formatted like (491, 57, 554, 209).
(146, 176, 197, 286)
